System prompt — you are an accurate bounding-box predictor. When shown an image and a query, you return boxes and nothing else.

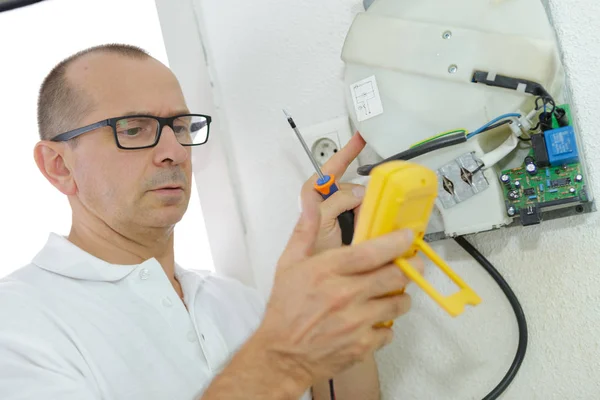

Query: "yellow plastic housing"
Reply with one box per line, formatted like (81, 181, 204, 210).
(352, 161, 481, 325)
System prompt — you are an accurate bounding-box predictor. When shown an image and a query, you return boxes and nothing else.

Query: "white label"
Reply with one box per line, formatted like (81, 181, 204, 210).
(350, 75, 383, 122)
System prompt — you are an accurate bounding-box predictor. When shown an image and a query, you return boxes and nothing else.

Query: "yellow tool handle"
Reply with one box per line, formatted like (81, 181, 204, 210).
(375, 238, 481, 328)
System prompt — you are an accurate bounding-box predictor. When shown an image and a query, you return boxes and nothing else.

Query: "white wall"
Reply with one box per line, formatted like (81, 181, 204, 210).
(154, 0, 254, 286)
(191, 0, 600, 398)
(0, 0, 214, 277)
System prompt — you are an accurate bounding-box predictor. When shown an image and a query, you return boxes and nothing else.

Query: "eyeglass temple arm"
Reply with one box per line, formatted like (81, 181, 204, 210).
(51, 120, 110, 142)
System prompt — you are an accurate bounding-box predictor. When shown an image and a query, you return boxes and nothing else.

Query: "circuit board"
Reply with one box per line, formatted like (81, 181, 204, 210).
(501, 160, 586, 208)
(500, 103, 589, 225)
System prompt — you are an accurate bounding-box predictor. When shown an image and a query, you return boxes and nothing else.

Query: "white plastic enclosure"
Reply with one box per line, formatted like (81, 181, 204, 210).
(341, 0, 593, 238)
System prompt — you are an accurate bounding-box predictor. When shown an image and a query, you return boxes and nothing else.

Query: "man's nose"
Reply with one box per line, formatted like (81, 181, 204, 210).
(153, 125, 189, 165)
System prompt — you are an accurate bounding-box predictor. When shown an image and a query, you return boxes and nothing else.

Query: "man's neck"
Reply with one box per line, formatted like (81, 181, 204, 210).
(68, 214, 177, 283)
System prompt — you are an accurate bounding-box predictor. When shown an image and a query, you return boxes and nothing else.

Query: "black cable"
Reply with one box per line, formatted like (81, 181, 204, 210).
(454, 236, 528, 400)
(357, 133, 467, 176)
(0, 0, 47, 12)
(329, 379, 336, 400)
(328, 235, 527, 400)
(472, 71, 553, 103)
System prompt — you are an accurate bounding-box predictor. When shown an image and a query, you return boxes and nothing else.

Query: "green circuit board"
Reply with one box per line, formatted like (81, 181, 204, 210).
(501, 160, 587, 210)
(499, 103, 588, 223)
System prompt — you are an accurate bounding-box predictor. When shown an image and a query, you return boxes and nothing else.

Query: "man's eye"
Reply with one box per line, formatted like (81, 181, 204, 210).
(119, 128, 142, 136)
(174, 125, 190, 134)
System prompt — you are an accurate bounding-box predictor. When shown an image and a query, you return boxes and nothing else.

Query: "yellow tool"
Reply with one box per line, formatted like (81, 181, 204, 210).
(352, 160, 481, 326)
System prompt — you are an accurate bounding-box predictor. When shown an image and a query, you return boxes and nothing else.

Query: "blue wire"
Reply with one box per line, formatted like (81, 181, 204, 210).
(466, 113, 522, 139)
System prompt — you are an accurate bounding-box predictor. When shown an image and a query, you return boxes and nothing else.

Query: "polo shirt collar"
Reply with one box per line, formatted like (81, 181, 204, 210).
(32, 232, 150, 282)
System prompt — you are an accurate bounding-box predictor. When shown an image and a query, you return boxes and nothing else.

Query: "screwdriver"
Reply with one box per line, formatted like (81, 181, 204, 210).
(283, 109, 355, 245)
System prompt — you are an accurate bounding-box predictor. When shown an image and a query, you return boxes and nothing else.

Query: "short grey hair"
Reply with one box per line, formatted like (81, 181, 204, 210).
(37, 43, 150, 141)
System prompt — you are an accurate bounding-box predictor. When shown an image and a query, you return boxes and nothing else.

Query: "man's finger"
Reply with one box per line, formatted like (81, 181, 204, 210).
(321, 133, 366, 179)
(359, 264, 410, 300)
(331, 229, 415, 275)
(279, 184, 323, 267)
(366, 294, 412, 326)
(320, 185, 365, 223)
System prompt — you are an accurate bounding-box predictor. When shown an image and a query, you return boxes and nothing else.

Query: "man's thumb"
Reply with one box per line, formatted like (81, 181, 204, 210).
(279, 189, 322, 267)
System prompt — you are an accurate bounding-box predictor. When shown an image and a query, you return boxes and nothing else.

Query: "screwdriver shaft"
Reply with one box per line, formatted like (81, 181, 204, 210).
(283, 109, 325, 180)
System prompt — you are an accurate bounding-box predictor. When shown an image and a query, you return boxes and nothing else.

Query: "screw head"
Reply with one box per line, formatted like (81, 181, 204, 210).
(507, 206, 516, 217)
(448, 64, 458, 74)
(442, 30, 452, 39)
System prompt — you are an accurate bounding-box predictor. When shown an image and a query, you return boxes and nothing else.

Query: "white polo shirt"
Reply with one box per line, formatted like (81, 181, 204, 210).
(0, 233, 312, 400)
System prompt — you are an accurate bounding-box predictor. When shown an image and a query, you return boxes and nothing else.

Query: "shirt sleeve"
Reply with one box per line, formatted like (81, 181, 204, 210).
(0, 285, 99, 400)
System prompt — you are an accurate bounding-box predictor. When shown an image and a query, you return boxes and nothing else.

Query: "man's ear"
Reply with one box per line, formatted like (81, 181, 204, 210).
(33, 141, 77, 196)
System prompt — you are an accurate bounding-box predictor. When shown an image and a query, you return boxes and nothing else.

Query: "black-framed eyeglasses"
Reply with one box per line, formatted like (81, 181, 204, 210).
(51, 113, 212, 150)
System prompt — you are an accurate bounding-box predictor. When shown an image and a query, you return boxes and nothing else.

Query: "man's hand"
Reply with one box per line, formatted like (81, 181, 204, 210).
(201, 171, 422, 400)
(301, 133, 367, 253)
(255, 184, 416, 389)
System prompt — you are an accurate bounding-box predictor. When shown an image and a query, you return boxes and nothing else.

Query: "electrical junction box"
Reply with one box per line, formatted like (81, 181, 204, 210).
(340, 0, 594, 240)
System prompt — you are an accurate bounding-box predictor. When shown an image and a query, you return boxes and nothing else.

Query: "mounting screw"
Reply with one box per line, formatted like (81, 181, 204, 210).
(576, 205, 584, 213)
(442, 30, 452, 39)
(507, 206, 516, 217)
(448, 64, 458, 74)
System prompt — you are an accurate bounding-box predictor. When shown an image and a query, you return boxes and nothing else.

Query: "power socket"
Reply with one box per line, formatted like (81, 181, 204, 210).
(296, 115, 360, 181)
(312, 137, 339, 166)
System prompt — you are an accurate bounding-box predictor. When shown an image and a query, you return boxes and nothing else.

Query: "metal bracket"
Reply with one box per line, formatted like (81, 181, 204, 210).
(436, 152, 489, 209)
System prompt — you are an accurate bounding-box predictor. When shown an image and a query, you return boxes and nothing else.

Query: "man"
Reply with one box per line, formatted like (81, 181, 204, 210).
(0, 44, 418, 399)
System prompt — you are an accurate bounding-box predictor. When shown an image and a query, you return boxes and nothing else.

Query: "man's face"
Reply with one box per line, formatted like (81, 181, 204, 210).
(65, 53, 193, 232)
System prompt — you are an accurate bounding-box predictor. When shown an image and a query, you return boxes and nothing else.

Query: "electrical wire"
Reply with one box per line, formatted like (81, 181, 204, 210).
(329, 379, 336, 400)
(472, 71, 553, 103)
(467, 113, 522, 139)
(454, 236, 528, 400)
(329, 236, 527, 400)
(357, 132, 467, 176)
(479, 119, 511, 133)
(357, 116, 518, 176)
(358, 114, 522, 176)
(326, 237, 527, 400)
(410, 129, 467, 148)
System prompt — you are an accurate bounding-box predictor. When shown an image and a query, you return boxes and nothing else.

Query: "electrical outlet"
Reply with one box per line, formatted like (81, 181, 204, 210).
(296, 115, 360, 181)
(312, 136, 339, 166)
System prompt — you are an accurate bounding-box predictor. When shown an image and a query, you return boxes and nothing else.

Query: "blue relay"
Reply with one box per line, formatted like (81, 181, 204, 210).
(544, 126, 579, 166)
